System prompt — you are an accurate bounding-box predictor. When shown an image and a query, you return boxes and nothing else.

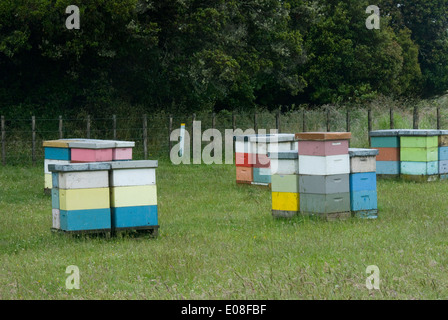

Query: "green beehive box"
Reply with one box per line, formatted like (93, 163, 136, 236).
(400, 136, 438, 148)
(400, 147, 438, 162)
(370, 136, 400, 148)
(271, 174, 299, 193)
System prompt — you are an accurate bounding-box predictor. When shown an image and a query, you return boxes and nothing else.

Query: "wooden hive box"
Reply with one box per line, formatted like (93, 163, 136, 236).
(268, 151, 299, 175)
(398, 130, 440, 178)
(268, 150, 300, 218)
(49, 163, 112, 233)
(108, 160, 159, 232)
(348, 148, 378, 173)
(348, 148, 379, 218)
(369, 130, 401, 176)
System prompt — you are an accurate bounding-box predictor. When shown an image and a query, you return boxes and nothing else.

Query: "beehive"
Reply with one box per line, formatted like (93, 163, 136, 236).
(268, 151, 299, 218)
(49, 163, 112, 233)
(439, 130, 448, 179)
(248, 134, 297, 186)
(399, 130, 439, 181)
(234, 134, 257, 184)
(369, 130, 400, 176)
(234, 133, 298, 186)
(49, 160, 158, 235)
(43, 139, 135, 193)
(348, 148, 379, 219)
(108, 160, 158, 232)
(43, 139, 76, 193)
(295, 132, 351, 221)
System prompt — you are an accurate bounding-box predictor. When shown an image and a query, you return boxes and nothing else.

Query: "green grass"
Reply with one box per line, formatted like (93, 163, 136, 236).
(1, 159, 448, 300)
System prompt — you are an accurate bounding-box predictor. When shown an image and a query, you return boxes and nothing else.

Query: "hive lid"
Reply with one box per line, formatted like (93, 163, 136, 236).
(249, 134, 296, 143)
(267, 151, 298, 159)
(348, 148, 379, 157)
(294, 132, 351, 141)
(48, 162, 112, 172)
(43, 139, 85, 148)
(108, 160, 158, 169)
(397, 129, 441, 136)
(439, 130, 448, 135)
(48, 160, 158, 172)
(369, 130, 401, 137)
(81, 139, 135, 148)
(67, 139, 117, 149)
(233, 134, 259, 142)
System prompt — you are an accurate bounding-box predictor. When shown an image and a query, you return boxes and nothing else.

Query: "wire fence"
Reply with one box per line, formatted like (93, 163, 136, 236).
(1, 104, 448, 166)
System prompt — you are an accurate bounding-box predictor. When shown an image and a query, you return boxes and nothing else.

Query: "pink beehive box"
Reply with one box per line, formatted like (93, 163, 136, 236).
(67, 139, 135, 162)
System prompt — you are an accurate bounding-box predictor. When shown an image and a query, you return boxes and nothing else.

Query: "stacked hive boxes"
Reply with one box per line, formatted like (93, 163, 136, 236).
(248, 134, 297, 186)
(268, 151, 300, 218)
(109, 161, 158, 232)
(234, 134, 297, 186)
(50, 163, 112, 233)
(234, 134, 257, 185)
(369, 130, 400, 177)
(399, 130, 439, 181)
(43, 139, 135, 193)
(296, 132, 352, 221)
(49, 160, 159, 235)
(349, 148, 379, 219)
(439, 130, 448, 180)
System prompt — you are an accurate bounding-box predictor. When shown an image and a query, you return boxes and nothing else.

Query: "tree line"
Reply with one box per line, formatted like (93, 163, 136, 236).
(1, 0, 447, 118)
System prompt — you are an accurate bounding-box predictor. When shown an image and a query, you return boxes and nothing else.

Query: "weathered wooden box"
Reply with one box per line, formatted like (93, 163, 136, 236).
(271, 174, 299, 193)
(300, 192, 351, 215)
(400, 147, 438, 162)
(298, 174, 349, 194)
(298, 155, 350, 176)
(268, 151, 298, 175)
(349, 172, 377, 192)
(349, 148, 378, 173)
(400, 161, 439, 175)
(297, 139, 349, 156)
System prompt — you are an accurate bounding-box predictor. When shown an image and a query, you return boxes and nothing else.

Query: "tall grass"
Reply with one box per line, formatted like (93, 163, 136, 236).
(1, 160, 448, 299)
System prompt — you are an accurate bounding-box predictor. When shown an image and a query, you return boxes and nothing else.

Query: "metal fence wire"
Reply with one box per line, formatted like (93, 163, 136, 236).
(1, 105, 447, 166)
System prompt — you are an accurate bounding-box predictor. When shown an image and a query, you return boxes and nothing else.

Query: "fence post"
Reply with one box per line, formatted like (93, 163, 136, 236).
(59, 115, 63, 139)
(143, 114, 148, 160)
(437, 107, 441, 130)
(326, 107, 331, 132)
(254, 110, 258, 133)
(413, 106, 419, 129)
(32, 115, 36, 167)
(232, 111, 236, 131)
(368, 108, 372, 147)
(112, 114, 117, 140)
(1, 116, 5, 166)
(169, 114, 173, 157)
(346, 108, 350, 133)
(390, 107, 394, 129)
(302, 109, 306, 132)
(276, 108, 281, 133)
(86, 115, 91, 139)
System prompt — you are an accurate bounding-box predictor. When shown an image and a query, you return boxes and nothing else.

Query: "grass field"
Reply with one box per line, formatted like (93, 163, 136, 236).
(1, 159, 448, 300)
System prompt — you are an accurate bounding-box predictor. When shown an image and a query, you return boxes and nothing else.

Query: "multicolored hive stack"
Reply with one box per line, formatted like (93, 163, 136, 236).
(43, 139, 135, 193)
(370, 130, 401, 177)
(268, 151, 300, 218)
(399, 130, 439, 181)
(349, 148, 379, 219)
(109, 161, 158, 232)
(49, 160, 159, 235)
(234, 133, 297, 186)
(50, 163, 112, 233)
(439, 130, 448, 180)
(296, 132, 352, 221)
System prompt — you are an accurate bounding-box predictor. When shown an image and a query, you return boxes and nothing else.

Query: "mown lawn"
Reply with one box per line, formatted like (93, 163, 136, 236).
(1, 159, 447, 300)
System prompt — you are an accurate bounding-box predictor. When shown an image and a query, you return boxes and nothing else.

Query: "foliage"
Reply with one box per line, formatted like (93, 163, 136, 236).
(0, 0, 447, 116)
